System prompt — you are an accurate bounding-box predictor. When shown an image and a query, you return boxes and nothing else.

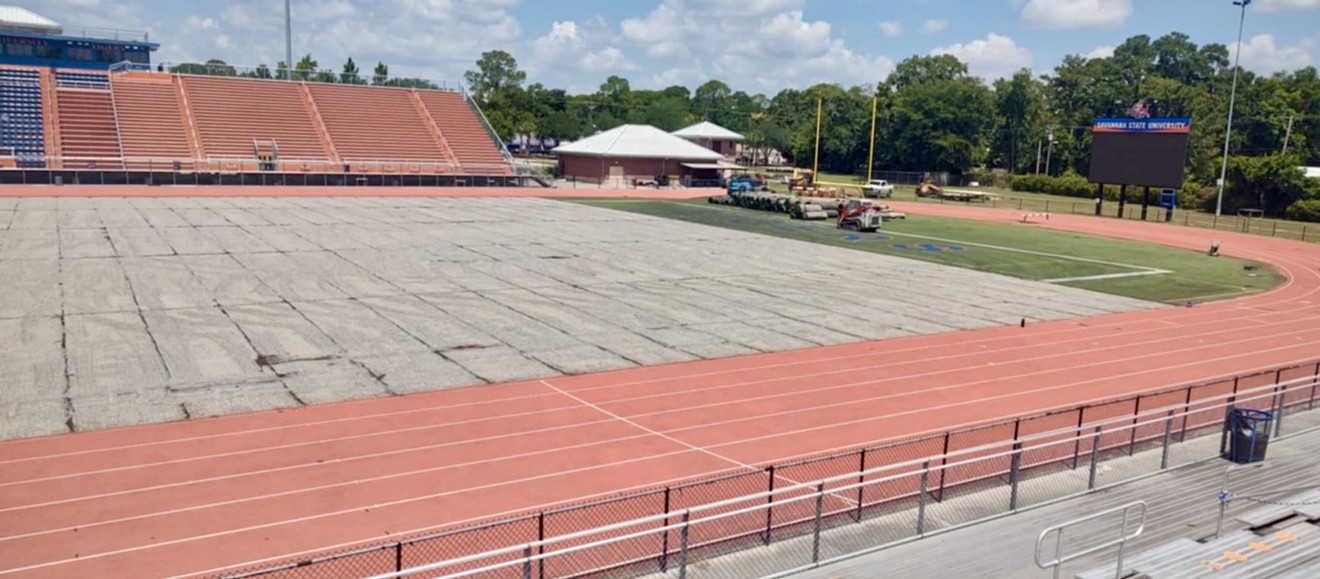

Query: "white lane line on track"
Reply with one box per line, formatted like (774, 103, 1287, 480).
(539, 380, 861, 509)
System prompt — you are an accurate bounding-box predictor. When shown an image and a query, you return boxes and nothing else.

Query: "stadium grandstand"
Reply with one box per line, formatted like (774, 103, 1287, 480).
(0, 6, 515, 183)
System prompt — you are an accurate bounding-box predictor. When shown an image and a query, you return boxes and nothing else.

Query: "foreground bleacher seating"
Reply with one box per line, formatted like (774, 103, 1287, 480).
(0, 64, 512, 176)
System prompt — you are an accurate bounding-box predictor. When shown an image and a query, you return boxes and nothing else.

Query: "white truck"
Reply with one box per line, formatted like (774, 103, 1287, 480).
(862, 179, 894, 198)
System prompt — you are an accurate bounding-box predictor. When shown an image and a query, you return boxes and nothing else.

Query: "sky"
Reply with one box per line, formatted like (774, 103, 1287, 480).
(16, 0, 1320, 95)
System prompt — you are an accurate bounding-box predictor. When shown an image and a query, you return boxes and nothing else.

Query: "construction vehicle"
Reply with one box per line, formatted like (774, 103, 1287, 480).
(788, 168, 815, 192)
(836, 199, 887, 232)
(915, 181, 943, 198)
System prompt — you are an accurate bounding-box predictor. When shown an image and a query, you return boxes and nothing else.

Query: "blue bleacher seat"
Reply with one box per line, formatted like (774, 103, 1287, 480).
(54, 70, 110, 90)
(0, 68, 46, 167)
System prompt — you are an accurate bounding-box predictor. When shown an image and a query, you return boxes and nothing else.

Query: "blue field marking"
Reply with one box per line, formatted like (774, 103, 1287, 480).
(843, 233, 891, 243)
(890, 242, 966, 252)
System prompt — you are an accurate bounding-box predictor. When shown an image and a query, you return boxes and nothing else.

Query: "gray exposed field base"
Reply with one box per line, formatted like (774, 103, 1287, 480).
(0, 197, 1161, 439)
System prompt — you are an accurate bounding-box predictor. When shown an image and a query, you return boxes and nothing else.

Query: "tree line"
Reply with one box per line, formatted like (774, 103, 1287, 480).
(170, 55, 440, 89)
(177, 32, 1320, 217)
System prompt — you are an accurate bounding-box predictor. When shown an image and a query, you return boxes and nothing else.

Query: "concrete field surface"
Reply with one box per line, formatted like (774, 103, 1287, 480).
(0, 196, 1162, 439)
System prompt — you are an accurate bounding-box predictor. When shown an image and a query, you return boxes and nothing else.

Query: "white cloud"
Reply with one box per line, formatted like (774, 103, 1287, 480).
(1232, 34, 1316, 74)
(528, 19, 635, 81)
(920, 19, 947, 34)
(140, 0, 523, 82)
(620, 2, 893, 92)
(1086, 45, 1115, 59)
(931, 33, 1034, 81)
(1020, 0, 1132, 29)
(879, 21, 903, 38)
(1255, 0, 1320, 11)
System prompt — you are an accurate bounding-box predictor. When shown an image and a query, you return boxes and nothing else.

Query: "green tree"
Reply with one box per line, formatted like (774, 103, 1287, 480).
(372, 62, 389, 86)
(341, 57, 364, 84)
(879, 55, 994, 174)
(991, 69, 1045, 172)
(464, 50, 526, 103)
(171, 59, 236, 77)
(1222, 154, 1319, 215)
(294, 54, 318, 82)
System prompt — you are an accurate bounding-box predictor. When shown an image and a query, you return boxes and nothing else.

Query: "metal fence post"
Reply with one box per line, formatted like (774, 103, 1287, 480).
(1274, 385, 1287, 437)
(1161, 411, 1174, 470)
(1088, 426, 1102, 490)
(1009, 442, 1023, 511)
(1311, 362, 1320, 410)
(1179, 387, 1193, 442)
(678, 512, 690, 579)
(659, 487, 671, 572)
(936, 433, 951, 501)
(1071, 410, 1085, 469)
(854, 448, 867, 522)
(917, 460, 930, 535)
(395, 542, 404, 572)
(522, 546, 533, 579)
(537, 512, 545, 579)
(763, 465, 776, 545)
(1128, 397, 1144, 456)
(811, 483, 825, 564)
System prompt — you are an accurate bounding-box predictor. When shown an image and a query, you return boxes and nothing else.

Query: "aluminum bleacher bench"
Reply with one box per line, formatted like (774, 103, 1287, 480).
(1236, 490, 1320, 528)
(1075, 523, 1320, 578)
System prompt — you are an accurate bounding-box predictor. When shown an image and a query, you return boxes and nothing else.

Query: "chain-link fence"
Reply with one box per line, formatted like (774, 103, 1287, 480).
(218, 361, 1320, 579)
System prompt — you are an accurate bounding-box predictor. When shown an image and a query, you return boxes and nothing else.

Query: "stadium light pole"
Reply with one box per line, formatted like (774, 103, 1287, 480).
(285, 0, 293, 81)
(1214, 0, 1251, 218)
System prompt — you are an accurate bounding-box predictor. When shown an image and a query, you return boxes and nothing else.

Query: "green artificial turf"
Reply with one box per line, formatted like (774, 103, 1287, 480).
(572, 199, 1283, 305)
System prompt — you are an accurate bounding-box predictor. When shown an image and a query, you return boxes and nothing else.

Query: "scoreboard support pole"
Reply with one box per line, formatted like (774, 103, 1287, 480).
(1116, 184, 1127, 219)
(1141, 186, 1150, 221)
(1094, 183, 1104, 216)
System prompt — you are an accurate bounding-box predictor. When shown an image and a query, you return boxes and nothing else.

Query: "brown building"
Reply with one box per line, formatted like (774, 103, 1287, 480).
(553, 124, 739, 186)
(672, 121, 744, 160)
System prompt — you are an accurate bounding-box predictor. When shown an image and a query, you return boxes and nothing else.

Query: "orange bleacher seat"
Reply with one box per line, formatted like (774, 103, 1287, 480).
(414, 90, 512, 176)
(113, 77, 195, 170)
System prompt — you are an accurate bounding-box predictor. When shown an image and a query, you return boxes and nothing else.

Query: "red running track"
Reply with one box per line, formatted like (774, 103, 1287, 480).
(2, 199, 1319, 579)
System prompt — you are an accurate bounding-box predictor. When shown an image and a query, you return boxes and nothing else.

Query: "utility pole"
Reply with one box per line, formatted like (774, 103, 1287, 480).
(1281, 114, 1295, 156)
(1214, 0, 1251, 218)
(285, 0, 294, 81)
(867, 96, 877, 182)
(1035, 139, 1042, 175)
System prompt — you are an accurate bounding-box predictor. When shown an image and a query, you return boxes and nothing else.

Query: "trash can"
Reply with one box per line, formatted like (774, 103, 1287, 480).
(1223, 408, 1273, 464)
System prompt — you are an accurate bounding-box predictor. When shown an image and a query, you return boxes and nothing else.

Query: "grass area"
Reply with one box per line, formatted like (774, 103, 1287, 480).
(573, 198, 1284, 305)
(754, 170, 1318, 244)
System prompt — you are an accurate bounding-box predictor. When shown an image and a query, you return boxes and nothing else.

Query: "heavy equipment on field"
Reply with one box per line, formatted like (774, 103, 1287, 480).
(835, 199, 898, 232)
(915, 181, 943, 198)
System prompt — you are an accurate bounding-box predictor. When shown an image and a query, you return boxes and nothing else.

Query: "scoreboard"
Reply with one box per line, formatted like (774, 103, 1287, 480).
(1087, 117, 1191, 189)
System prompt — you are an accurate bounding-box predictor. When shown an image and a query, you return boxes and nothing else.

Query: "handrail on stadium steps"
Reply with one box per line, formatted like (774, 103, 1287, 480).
(361, 375, 1316, 579)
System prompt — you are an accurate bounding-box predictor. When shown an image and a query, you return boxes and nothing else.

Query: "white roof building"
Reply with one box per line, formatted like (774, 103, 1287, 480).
(672, 121, 744, 142)
(0, 5, 62, 35)
(553, 124, 725, 160)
